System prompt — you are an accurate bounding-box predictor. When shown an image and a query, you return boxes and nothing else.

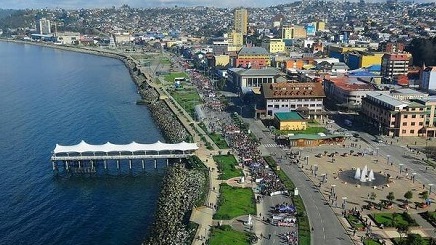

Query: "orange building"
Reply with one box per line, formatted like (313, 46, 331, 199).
(285, 57, 315, 70)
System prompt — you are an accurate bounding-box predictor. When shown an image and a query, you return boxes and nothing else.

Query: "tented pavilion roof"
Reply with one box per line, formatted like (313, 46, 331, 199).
(53, 140, 198, 154)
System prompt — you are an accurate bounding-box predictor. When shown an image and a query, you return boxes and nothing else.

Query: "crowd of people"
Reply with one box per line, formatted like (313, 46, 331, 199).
(279, 231, 298, 245)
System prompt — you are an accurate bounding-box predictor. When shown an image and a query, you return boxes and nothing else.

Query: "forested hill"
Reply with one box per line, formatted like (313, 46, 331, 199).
(406, 37, 436, 67)
(0, 9, 17, 19)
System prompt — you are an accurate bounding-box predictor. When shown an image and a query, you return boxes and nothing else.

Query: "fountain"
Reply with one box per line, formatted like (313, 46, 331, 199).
(368, 170, 375, 181)
(353, 165, 376, 183)
(340, 165, 387, 186)
(359, 165, 367, 182)
(354, 168, 361, 179)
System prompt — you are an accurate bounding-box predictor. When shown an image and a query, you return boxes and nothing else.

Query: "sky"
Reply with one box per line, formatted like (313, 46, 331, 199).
(0, 0, 294, 9)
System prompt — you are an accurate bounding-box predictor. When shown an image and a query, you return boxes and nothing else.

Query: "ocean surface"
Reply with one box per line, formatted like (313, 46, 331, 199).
(0, 41, 165, 245)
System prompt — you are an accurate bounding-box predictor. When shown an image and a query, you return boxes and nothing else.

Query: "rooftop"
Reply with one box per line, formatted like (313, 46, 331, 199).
(275, 111, 304, 121)
(366, 91, 409, 107)
(262, 82, 325, 99)
(237, 67, 281, 76)
(238, 46, 269, 56)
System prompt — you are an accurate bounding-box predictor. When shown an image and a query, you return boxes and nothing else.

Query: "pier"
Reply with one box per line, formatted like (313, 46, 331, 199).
(51, 140, 198, 173)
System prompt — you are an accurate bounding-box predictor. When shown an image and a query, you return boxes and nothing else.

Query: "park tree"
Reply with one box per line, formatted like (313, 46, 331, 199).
(387, 192, 395, 204)
(404, 191, 413, 204)
(396, 223, 409, 244)
(405, 233, 425, 245)
(421, 191, 429, 202)
(392, 212, 399, 227)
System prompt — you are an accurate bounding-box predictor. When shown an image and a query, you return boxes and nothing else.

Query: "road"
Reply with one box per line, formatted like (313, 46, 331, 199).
(246, 118, 353, 245)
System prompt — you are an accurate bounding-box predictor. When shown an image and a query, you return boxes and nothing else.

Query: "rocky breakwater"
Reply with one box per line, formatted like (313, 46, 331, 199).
(145, 163, 207, 245)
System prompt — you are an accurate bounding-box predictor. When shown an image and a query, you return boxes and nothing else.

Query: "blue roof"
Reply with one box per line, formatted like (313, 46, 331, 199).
(366, 65, 381, 72)
(348, 70, 377, 77)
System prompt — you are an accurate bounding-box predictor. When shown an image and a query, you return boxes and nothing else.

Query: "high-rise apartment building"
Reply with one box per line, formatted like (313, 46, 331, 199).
(281, 25, 307, 39)
(381, 53, 411, 80)
(234, 9, 248, 36)
(39, 18, 51, 35)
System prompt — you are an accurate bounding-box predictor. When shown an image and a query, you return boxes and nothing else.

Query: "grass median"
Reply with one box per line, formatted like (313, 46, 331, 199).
(209, 225, 250, 245)
(213, 183, 256, 220)
(213, 155, 243, 180)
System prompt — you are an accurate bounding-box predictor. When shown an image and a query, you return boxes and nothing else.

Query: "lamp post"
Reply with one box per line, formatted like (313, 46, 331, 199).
(429, 184, 434, 195)
(342, 196, 348, 210)
(399, 163, 404, 174)
(331, 184, 336, 196)
(375, 147, 379, 156)
(306, 156, 309, 165)
(412, 173, 417, 183)
(386, 155, 391, 165)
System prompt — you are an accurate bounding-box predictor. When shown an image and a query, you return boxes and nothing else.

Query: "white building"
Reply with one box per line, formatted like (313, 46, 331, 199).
(422, 66, 436, 92)
(39, 18, 51, 35)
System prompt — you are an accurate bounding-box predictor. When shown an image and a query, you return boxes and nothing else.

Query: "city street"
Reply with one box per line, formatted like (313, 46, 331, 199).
(246, 118, 354, 245)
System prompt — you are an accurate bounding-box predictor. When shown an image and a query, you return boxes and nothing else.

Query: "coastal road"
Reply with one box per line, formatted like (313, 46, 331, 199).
(246, 118, 353, 245)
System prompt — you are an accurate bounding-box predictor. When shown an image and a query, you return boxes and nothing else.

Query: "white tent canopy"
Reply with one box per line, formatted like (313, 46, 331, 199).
(53, 140, 198, 154)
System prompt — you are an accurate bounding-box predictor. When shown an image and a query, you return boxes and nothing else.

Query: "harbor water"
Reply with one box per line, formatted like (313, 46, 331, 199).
(0, 41, 164, 244)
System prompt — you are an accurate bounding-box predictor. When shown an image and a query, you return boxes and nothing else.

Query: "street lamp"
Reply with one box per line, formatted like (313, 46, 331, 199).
(375, 147, 379, 156)
(399, 163, 404, 174)
(429, 184, 434, 195)
(412, 173, 417, 183)
(386, 155, 391, 165)
(342, 197, 348, 210)
(306, 156, 309, 165)
(331, 184, 336, 196)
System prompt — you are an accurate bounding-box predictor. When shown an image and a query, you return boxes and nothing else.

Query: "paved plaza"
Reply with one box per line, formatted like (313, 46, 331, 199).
(296, 137, 436, 243)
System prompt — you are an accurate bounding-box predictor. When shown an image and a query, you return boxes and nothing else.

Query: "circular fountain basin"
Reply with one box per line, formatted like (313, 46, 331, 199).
(338, 170, 388, 186)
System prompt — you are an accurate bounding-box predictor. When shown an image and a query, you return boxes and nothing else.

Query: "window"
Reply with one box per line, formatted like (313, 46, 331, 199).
(403, 115, 408, 118)
(419, 122, 423, 126)
(412, 115, 416, 118)
(402, 130, 406, 134)
(402, 122, 407, 126)
(421, 115, 424, 118)
(410, 130, 415, 134)
(411, 122, 415, 126)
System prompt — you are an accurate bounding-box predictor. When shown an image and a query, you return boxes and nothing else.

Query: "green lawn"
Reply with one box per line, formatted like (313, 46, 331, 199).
(169, 88, 201, 116)
(370, 212, 418, 227)
(209, 133, 229, 149)
(209, 225, 250, 245)
(276, 127, 327, 135)
(213, 155, 242, 180)
(213, 184, 256, 220)
(363, 238, 383, 245)
(164, 72, 188, 83)
(346, 215, 365, 230)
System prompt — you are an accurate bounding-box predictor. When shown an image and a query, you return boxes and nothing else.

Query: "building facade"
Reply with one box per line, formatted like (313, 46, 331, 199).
(381, 53, 411, 80)
(421, 66, 436, 92)
(261, 82, 325, 118)
(228, 67, 281, 94)
(39, 18, 51, 35)
(361, 92, 426, 137)
(234, 9, 248, 36)
(282, 25, 307, 39)
(323, 76, 375, 108)
(235, 46, 270, 69)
